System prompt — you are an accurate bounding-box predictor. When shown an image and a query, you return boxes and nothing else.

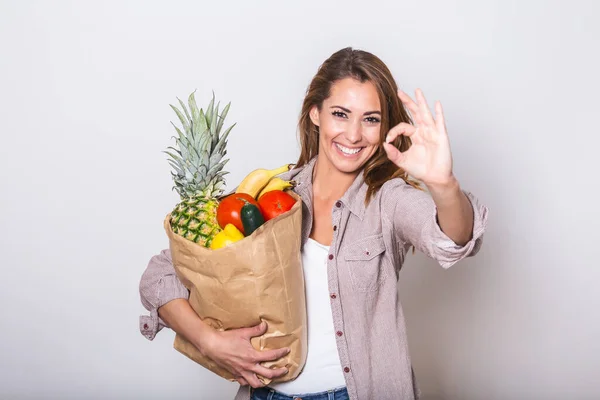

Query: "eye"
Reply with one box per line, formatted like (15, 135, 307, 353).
(332, 110, 347, 119)
(365, 116, 380, 124)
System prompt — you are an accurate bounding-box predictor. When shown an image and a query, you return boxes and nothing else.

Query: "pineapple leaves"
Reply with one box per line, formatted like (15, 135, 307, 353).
(197, 165, 208, 180)
(201, 150, 210, 169)
(164, 150, 181, 161)
(188, 91, 200, 126)
(170, 123, 190, 161)
(193, 126, 203, 155)
(177, 98, 191, 123)
(189, 142, 203, 165)
(166, 146, 182, 157)
(198, 108, 208, 136)
(205, 92, 215, 127)
(198, 132, 211, 155)
(187, 92, 202, 148)
(169, 104, 190, 134)
(184, 168, 194, 182)
(210, 101, 220, 151)
(167, 159, 184, 177)
(188, 91, 210, 152)
(207, 159, 228, 178)
(165, 90, 234, 199)
(214, 123, 236, 154)
(208, 151, 223, 168)
(216, 102, 231, 136)
(171, 123, 185, 143)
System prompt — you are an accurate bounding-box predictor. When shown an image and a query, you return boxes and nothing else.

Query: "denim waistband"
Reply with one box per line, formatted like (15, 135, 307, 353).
(251, 386, 348, 400)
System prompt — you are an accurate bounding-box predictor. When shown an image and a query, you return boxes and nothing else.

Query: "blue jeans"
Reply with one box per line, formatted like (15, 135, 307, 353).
(251, 386, 349, 400)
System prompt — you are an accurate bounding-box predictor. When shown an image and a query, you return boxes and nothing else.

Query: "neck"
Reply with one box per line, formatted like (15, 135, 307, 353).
(312, 154, 359, 203)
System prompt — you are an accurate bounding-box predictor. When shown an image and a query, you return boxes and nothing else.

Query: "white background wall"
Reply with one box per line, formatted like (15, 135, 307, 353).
(1, 0, 598, 399)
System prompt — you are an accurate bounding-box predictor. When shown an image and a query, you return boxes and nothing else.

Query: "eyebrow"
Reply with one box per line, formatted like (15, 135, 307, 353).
(330, 105, 381, 116)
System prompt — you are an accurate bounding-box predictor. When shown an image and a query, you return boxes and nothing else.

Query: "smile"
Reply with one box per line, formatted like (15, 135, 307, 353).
(335, 143, 364, 156)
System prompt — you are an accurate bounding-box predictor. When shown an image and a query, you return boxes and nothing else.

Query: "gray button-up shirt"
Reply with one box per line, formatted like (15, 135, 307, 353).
(139, 156, 489, 400)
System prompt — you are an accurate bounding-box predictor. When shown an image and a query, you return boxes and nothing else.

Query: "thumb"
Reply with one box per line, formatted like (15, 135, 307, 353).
(243, 320, 267, 339)
(383, 142, 406, 168)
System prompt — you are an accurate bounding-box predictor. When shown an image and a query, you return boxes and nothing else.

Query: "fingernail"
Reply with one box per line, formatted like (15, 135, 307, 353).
(286, 348, 291, 354)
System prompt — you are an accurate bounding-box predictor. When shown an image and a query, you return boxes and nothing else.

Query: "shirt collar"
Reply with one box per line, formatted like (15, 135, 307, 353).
(340, 170, 367, 220)
(289, 156, 366, 220)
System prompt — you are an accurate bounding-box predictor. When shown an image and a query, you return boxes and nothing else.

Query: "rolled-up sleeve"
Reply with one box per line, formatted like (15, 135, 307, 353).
(392, 183, 489, 269)
(139, 249, 189, 340)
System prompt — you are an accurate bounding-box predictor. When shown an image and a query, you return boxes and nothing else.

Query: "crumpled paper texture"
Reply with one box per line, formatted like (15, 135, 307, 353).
(164, 192, 307, 385)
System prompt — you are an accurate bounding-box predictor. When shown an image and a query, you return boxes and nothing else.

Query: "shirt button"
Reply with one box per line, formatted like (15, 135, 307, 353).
(336, 331, 343, 337)
(335, 201, 342, 208)
(333, 225, 337, 231)
(143, 323, 149, 330)
(330, 293, 337, 299)
(344, 367, 350, 373)
(328, 254, 334, 260)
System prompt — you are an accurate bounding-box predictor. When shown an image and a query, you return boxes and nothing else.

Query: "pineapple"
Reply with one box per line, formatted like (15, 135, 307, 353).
(165, 91, 235, 247)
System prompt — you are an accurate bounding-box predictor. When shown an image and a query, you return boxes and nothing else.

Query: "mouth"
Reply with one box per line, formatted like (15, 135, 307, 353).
(334, 142, 364, 157)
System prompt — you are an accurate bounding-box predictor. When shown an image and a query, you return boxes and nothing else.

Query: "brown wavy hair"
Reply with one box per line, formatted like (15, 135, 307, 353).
(295, 47, 422, 204)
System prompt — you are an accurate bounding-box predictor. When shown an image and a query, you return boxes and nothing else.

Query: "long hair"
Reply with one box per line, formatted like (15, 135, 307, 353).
(296, 47, 421, 204)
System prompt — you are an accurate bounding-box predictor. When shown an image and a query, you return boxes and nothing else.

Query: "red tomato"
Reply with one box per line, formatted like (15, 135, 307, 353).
(216, 193, 258, 234)
(258, 190, 296, 221)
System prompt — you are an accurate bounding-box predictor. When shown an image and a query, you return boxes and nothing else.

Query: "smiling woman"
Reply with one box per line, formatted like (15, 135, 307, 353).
(309, 78, 382, 171)
(139, 47, 489, 400)
(297, 49, 420, 207)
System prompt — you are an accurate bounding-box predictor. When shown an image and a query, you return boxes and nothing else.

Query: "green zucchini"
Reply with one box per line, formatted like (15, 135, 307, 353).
(241, 203, 264, 236)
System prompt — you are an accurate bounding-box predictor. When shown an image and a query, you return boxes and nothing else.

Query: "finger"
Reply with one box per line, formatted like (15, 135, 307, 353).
(235, 377, 249, 386)
(415, 88, 435, 126)
(383, 142, 407, 168)
(251, 364, 289, 380)
(397, 90, 421, 124)
(254, 347, 291, 363)
(434, 100, 446, 134)
(397, 89, 419, 113)
(242, 371, 264, 389)
(242, 321, 268, 339)
(385, 122, 417, 144)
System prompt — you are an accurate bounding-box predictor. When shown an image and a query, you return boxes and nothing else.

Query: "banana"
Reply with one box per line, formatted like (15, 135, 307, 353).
(235, 164, 293, 198)
(257, 178, 296, 199)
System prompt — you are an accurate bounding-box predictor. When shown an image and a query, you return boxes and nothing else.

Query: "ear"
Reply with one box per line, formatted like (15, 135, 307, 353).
(309, 105, 320, 127)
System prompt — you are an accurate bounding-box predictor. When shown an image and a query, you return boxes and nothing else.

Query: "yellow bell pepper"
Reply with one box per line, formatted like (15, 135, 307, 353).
(210, 223, 244, 250)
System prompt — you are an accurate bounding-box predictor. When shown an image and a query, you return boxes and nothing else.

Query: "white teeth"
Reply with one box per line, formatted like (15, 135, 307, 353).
(335, 143, 362, 155)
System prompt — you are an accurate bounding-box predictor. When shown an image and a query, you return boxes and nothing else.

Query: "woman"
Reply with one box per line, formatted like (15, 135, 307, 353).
(139, 47, 488, 400)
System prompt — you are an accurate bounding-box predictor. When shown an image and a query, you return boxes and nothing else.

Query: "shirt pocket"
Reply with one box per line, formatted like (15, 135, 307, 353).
(343, 234, 389, 292)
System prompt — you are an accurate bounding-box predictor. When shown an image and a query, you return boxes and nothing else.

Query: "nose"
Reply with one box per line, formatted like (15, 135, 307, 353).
(344, 119, 362, 144)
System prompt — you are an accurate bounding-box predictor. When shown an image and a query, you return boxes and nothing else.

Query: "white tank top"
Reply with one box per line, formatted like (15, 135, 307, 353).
(270, 238, 346, 395)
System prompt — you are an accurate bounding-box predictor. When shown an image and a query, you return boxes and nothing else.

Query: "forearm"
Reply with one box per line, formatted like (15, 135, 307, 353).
(426, 177, 474, 246)
(158, 299, 216, 355)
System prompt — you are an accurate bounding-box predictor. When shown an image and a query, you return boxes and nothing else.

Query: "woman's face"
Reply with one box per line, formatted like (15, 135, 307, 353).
(310, 77, 382, 175)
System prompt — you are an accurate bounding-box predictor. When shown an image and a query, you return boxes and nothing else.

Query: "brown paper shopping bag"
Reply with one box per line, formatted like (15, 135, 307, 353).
(164, 192, 307, 385)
